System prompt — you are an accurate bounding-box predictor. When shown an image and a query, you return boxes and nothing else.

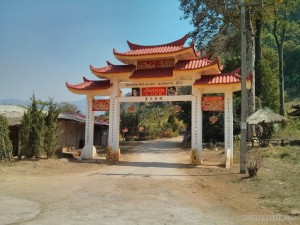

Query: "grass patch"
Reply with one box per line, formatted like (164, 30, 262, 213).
(257, 146, 300, 163)
(240, 145, 300, 214)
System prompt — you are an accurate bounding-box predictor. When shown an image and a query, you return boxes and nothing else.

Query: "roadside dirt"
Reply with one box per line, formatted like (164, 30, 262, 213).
(0, 137, 298, 225)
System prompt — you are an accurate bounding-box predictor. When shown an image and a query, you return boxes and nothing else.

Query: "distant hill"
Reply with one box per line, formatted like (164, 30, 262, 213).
(0, 98, 30, 106)
(0, 98, 87, 114)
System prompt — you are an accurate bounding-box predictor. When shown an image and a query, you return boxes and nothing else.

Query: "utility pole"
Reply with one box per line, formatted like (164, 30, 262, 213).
(240, 0, 247, 174)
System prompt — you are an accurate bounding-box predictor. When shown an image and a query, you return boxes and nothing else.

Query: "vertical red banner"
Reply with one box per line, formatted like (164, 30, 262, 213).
(92, 99, 110, 111)
(201, 96, 224, 111)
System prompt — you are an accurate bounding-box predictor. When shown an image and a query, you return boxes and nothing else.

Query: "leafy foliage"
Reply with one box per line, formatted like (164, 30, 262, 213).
(260, 47, 280, 111)
(273, 116, 300, 140)
(58, 102, 80, 113)
(179, 0, 239, 50)
(20, 96, 61, 159)
(0, 115, 13, 161)
(20, 95, 45, 158)
(44, 98, 60, 158)
(180, 0, 300, 116)
(120, 103, 184, 140)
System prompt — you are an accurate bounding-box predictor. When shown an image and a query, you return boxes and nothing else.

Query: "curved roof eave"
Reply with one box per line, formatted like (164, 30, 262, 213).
(174, 63, 222, 75)
(66, 88, 111, 96)
(193, 80, 252, 89)
(127, 34, 189, 50)
(113, 47, 198, 64)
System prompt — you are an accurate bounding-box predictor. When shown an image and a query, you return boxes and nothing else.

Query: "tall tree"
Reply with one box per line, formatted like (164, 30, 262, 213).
(0, 115, 13, 162)
(44, 98, 60, 158)
(179, 0, 262, 140)
(269, 0, 299, 115)
(271, 0, 288, 115)
(260, 47, 280, 111)
(20, 95, 45, 159)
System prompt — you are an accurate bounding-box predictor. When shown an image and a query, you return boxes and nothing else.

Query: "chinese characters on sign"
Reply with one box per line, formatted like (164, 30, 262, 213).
(144, 96, 164, 102)
(92, 99, 110, 111)
(202, 96, 224, 111)
(137, 59, 174, 69)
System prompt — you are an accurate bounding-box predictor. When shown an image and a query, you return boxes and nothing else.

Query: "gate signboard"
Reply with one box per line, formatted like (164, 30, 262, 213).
(202, 96, 224, 111)
(141, 87, 167, 96)
(92, 99, 110, 111)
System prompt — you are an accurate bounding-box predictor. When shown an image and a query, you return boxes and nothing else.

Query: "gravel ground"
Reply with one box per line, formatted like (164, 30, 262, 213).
(1, 137, 297, 225)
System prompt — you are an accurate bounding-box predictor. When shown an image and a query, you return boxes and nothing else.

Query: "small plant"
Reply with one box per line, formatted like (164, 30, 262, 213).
(106, 146, 113, 160)
(247, 153, 264, 177)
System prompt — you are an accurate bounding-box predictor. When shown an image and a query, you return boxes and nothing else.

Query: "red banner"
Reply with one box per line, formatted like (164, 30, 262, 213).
(92, 99, 110, 111)
(202, 96, 224, 111)
(141, 87, 167, 96)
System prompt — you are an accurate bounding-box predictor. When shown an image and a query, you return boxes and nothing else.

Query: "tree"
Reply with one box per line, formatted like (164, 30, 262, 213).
(271, 0, 288, 115)
(268, 0, 299, 115)
(58, 102, 80, 113)
(179, 0, 260, 139)
(44, 98, 60, 158)
(120, 109, 139, 140)
(260, 47, 280, 111)
(281, 1, 300, 99)
(0, 115, 13, 162)
(20, 95, 45, 159)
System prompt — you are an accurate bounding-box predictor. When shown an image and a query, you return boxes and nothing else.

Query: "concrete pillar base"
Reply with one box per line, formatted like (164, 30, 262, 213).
(79, 145, 97, 160)
(111, 149, 120, 161)
(191, 148, 202, 166)
(230, 152, 234, 166)
(225, 148, 231, 169)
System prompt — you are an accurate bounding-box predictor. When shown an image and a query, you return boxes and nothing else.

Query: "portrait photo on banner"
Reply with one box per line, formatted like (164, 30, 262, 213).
(132, 88, 140, 96)
(167, 86, 177, 95)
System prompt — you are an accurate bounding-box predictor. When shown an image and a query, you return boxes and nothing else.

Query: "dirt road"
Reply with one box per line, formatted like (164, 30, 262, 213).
(0, 137, 296, 224)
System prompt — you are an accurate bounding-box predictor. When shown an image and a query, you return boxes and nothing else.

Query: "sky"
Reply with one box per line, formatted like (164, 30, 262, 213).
(0, 0, 194, 103)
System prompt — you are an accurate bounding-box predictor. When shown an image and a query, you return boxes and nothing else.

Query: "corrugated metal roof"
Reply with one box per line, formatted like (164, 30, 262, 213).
(59, 113, 108, 125)
(0, 105, 27, 126)
(0, 105, 108, 126)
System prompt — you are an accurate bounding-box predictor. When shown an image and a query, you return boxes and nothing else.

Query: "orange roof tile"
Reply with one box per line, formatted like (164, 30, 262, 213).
(90, 61, 135, 74)
(113, 45, 193, 56)
(66, 77, 112, 90)
(194, 68, 244, 85)
(175, 57, 223, 71)
(174, 59, 211, 70)
(113, 34, 199, 59)
(130, 67, 173, 79)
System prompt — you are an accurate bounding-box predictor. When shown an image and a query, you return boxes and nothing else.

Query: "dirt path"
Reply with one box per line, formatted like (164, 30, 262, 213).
(0, 137, 297, 224)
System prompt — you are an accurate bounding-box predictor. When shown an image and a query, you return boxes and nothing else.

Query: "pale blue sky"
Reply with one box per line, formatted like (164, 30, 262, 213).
(0, 0, 194, 102)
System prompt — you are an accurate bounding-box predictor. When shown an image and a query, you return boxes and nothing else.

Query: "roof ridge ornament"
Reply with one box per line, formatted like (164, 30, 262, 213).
(83, 77, 90, 82)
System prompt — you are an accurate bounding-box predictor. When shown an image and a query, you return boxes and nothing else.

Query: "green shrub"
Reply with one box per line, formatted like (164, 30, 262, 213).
(0, 115, 13, 161)
(20, 95, 45, 159)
